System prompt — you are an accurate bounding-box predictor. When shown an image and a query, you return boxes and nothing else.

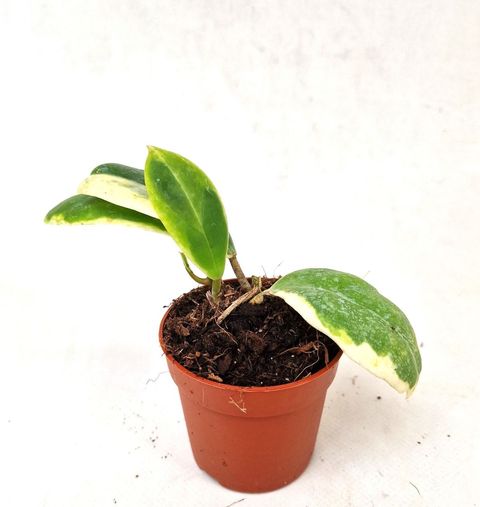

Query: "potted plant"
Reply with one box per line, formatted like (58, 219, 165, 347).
(45, 146, 422, 493)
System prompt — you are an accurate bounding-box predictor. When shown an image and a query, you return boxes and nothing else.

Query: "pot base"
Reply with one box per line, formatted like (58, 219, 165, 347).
(182, 393, 325, 493)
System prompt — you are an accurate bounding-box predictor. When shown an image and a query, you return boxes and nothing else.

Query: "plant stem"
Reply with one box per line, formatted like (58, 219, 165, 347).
(180, 253, 211, 286)
(211, 278, 222, 302)
(227, 234, 252, 292)
(249, 275, 264, 304)
(227, 235, 237, 259)
(227, 235, 251, 292)
(229, 255, 251, 291)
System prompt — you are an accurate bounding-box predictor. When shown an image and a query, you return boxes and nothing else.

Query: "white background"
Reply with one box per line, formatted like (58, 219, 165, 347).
(1, 1, 479, 506)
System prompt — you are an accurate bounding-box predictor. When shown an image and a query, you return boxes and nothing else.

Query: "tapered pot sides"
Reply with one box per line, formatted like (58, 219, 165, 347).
(159, 303, 342, 493)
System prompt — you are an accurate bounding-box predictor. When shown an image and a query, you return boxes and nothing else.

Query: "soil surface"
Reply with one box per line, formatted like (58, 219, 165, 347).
(162, 278, 340, 387)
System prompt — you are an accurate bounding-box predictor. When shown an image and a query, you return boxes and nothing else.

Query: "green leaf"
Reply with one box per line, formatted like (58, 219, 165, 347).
(91, 163, 145, 185)
(145, 146, 228, 280)
(44, 194, 167, 233)
(78, 173, 157, 218)
(85, 162, 237, 264)
(267, 269, 422, 396)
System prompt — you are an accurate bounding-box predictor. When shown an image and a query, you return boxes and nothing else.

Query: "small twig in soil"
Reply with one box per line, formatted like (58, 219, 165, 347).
(276, 341, 317, 356)
(213, 322, 239, 345)
(216, 286, 260, 324)
(212, 350, 227, 361)
(319, 340, 329, 364)
(294, 349, 321, 381)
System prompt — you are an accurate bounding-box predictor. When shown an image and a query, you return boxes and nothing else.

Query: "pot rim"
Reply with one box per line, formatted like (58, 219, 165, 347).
(159, 298, 343, 394)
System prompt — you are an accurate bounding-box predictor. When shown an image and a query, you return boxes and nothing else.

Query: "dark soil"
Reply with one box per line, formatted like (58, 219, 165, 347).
(162, 278, 340, 387)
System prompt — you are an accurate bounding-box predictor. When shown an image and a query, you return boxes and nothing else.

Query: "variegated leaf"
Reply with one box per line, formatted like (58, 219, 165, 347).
(87, 162, 238, 263)
(44, 194, 166, 233)
(267, 268, 421, 396)
(78, 173, 157, 218)
(91, 163, 145, 185)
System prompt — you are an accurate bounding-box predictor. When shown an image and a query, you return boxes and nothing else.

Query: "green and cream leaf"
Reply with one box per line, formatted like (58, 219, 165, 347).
(78, 173, 157, 218)
(91, 163, 145, 185)
(267, 269, 421, 396)
(88, 162, 238, 262)
(44, 194, 166, 233)
(145, 146, 228, 280)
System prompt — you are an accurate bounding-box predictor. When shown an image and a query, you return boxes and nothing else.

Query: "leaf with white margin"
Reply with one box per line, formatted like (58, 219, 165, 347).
(86, 162, 238, 263)
(44, 194, 167, 233)
(266, 268, 421, 396)
(78, 173, 157, 218)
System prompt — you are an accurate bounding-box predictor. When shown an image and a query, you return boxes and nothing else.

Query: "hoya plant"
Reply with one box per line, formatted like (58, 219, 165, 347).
(45, 146, 422, 396)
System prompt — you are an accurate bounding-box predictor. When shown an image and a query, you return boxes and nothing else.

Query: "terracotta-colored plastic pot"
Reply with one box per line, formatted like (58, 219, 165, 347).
(159, 302, 342, 493)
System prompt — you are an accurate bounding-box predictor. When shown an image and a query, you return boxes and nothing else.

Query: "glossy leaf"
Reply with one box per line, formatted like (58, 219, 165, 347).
(44, 194, 166, 233)
(78, 173, 157, 218)
(145, 146, 228, 280)
(87, 162, 238, 263)
(91, 163, 145, 185)
(267, 269, 422, 396)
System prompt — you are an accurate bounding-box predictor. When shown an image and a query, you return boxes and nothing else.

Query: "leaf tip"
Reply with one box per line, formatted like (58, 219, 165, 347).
(44, 207, 57, 224)
(147, 145, 162, 157)
(404, 382, 418, 398)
